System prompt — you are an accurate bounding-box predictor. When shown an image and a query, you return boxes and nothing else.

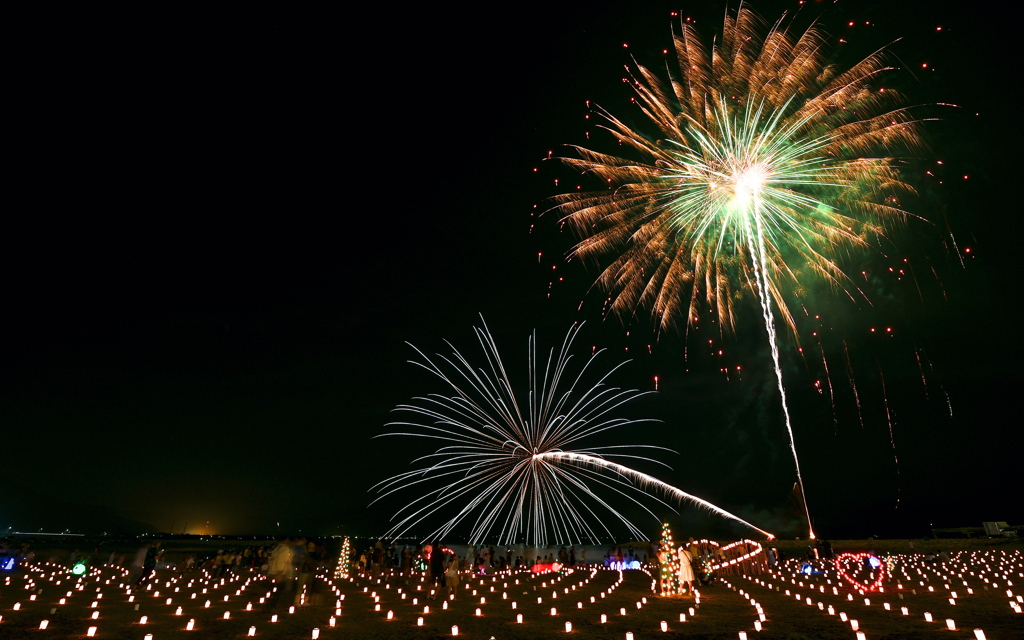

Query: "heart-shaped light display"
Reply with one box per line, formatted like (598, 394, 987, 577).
(834, 552, 885, 592)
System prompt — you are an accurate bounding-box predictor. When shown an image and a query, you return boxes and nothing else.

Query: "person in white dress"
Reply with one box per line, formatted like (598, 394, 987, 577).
(677, 546, 695, 593)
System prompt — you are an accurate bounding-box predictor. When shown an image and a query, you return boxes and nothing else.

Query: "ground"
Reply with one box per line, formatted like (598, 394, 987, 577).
(1, 539, 1021, 639)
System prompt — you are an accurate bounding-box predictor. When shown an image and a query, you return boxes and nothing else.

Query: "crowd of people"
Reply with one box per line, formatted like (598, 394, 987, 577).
(115, 537, 333, 611)
(22, 533, 963, 608)
(353, 541, 602, 577)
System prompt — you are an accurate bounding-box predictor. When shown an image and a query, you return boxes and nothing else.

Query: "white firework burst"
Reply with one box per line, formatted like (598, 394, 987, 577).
(372, 319, 773, 545)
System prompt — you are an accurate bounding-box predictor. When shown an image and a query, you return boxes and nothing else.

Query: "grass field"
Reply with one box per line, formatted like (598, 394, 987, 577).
(1, 539, 1021, 639)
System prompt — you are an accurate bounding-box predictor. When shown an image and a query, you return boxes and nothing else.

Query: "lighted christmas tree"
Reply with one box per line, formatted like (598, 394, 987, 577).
(659, 523, 681, 595)
(334, 536, 352, 579)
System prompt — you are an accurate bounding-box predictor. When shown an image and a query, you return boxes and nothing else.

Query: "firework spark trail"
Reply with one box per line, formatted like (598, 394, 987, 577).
(818, 336, 838, 433)
(537, 451, 774, 538)
(371, 319, 774, 546)
(750, 213, 814, 538)
(907, 259, 925, 302)
(915, 346, 930, 399)
(552, 7, 928, 538)
(877, 364, 902, 511)
(842, 339, 865, 430)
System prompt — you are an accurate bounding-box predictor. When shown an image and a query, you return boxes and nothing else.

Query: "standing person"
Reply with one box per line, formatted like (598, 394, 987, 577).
(429, 542, 445, 600)
(444, 553, 460, 599)
(480, 546, 491, 575)
(656, 547, 668, 593)
(307, 542, 327, 607)
(294, 540, 316, 607)
(267, 537, 295, 610)
(677, 545, 695, 593)
(139, 542, 160, 584)
(130, 543, 149, 584)
(402, 546, 412, 576)
(371, 541, 383, 575)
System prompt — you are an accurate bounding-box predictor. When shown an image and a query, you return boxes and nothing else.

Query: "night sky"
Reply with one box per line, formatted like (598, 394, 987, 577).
(5, 1, 1020, 541)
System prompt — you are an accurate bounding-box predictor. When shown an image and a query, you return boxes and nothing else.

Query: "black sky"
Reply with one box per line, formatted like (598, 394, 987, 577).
(5, 1, 1020, 540)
